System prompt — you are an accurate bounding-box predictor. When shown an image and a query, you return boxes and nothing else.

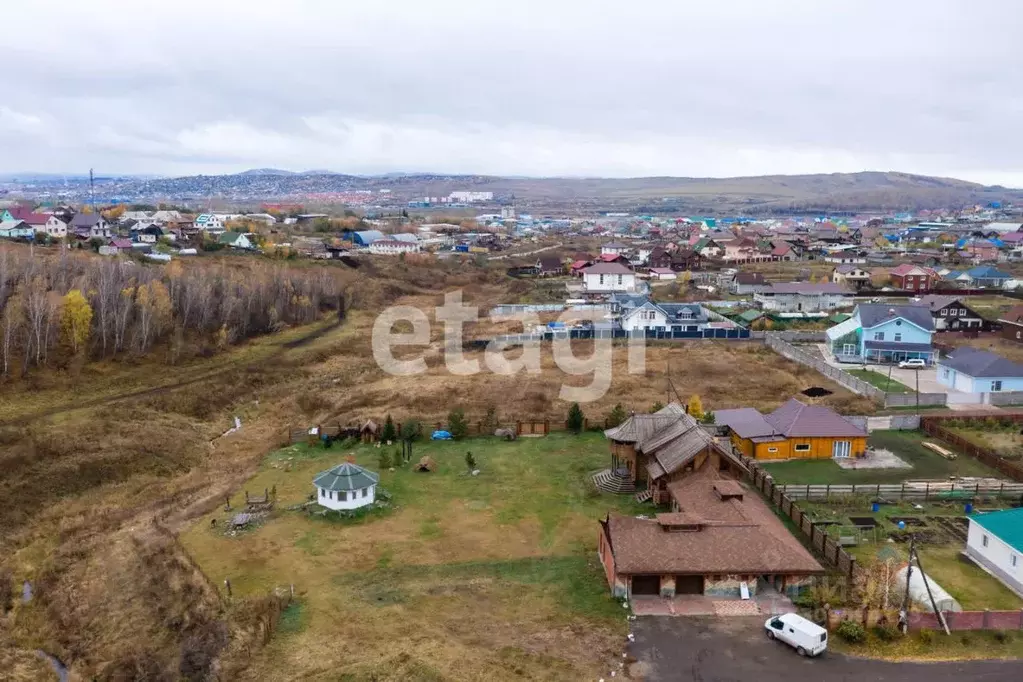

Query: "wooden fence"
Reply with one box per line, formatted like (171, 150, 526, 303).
(921, 416, 1023, 484)
(746, 461, 858, 583)
(283, 417, 605, 445)
(778, 481, 1023, 502)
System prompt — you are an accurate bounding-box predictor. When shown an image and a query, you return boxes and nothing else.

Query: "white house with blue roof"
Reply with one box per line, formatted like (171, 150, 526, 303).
(826, 303, 934, 364)
(945, 266, 1011, 289)
(313, 461, 380, 511)
(616, 297, 738, 334)
(966, 507, 1023, 597)
(937, 347, 1023, 394)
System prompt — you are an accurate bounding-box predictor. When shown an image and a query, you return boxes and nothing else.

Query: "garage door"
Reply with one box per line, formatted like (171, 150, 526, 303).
(675, 575, 704, 595)
(630, 575, 661, 595)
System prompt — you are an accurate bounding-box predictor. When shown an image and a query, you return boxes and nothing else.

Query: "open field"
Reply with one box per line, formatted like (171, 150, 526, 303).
(761, 431, 1002, 485)
(181, 433, 637, 680)
(849, 369, 913, 393)
(947, 423, 1023, 460)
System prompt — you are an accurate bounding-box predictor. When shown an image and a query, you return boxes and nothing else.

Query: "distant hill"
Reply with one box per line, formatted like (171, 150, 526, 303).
(9, 170, 1021, 213)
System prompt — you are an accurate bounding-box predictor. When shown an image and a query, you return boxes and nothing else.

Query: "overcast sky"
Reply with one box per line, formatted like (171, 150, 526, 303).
(2, 0, 1022, 184)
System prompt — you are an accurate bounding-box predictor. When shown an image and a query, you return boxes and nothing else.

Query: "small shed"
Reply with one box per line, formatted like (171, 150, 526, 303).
(313, 462, 380, 511)
(360, 420, 379, 443)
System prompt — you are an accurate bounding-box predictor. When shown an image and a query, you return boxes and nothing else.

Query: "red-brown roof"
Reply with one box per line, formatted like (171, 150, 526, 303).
(606, 469, 824, 575)
(890, 263, 936, 277)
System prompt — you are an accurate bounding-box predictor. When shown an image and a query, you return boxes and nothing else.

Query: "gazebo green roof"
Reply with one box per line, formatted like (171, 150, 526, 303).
(738, 309, 764, 322)
(313, 462, 380, 492)
(829, 313, 851, 324)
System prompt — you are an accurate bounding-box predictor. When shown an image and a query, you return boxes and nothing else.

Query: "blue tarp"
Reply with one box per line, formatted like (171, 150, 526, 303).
(431, 430, 452, 440)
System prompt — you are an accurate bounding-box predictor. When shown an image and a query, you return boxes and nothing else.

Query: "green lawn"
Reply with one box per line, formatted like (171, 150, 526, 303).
(181, 432, 642, 680)
(761, 430, 1003, 485)
(848, 369, 913, 393)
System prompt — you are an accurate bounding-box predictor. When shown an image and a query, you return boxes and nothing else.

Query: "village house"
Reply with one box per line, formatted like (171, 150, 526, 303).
(715, 398, 868, 461)
(597, 468, 824, 599)
(999, 305, 1023, 343)
(0, 219, 32, 239)
(194, 213, 225, 234)
(647, 267, 676, 281)
(618, 300, 738, 334)
(963, 238, 1001, 263)
(669, 248, 702, 271)
(218, 232, 255, 250)
(69, 213, 111, 239)
(826, 303, 934, 364)
(889, 264, 940, 292)
(600, 241, 630, 256)
(368, 239, 421, 255)
(830, 264, 871, 290)
(946, 265, 1011, 289)
(753, 282, 853, 313)
(313, 462, 379, 511)
(964, 508, 1023, 598)
(913, 295, 985, 332)
(730, 272, 766, 295)
(937, 347, 1023, 395)
(646, 245, 672, 269)
(597, 403, 745, 502)
(581, 262, 638, 294)
(536, 255, 564, 276)
(23, 212, 68, 238)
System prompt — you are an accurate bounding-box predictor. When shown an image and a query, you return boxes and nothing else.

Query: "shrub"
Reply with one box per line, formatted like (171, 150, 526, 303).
(567, 403, 584, 434)
(378, 450, 392, 469)
(650, 402, 665, 413)
(836, 620, 866, 644)
(482, 404, 499, 432)
(917, 629, 934, 645)
(994, 630, 1013, 644)
(873, 624, 900, 642)
(960, 633, 973, 646)
(465, 451, 477, 472)
(448, 407, 469, 440)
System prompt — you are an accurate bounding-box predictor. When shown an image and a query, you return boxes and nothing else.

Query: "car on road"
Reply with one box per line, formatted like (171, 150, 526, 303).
(898, 358, 927, 369)
(765, 613, 828, 657)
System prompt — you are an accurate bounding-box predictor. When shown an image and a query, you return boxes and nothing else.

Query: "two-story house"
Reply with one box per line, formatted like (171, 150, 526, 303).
(195, 214, 225, 234)
(753, 282, 853, 313)
(23, 212, 68, 238)
(914, 295, 985, 332)
(582, 262, 638, 294)
(946, 266, 1012, 289)
(618, 299, 738, 334)
(69, 213, 111, 239)
(600, 241, 630, 256)
(831, 264, 871, 290)
(889, 264, 940, 292)
(826, 303, 935, 364)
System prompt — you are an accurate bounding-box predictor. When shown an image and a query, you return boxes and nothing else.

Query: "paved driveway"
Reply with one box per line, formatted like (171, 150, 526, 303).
(629, 617, 1023, 681)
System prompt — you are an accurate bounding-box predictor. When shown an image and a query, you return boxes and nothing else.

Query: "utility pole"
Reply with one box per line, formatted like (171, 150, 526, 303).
(915, 367, 921, 415)
(912, 545, 950, 635)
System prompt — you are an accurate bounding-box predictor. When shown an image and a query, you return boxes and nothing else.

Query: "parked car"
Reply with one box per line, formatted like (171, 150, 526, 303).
(764, 613, 828, 657)
(898, 358, 926, 369)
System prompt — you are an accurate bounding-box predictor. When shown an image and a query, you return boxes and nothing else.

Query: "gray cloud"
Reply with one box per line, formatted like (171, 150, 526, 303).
(2, 0, 1021, 184)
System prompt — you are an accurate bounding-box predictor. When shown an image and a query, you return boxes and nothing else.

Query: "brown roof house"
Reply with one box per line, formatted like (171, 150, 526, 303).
(597, 403, 744, 504)
(598, 468, 824, 599)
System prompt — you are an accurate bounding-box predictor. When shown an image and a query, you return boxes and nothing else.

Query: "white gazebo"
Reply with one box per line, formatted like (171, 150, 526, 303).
(313, 462, 380, 511)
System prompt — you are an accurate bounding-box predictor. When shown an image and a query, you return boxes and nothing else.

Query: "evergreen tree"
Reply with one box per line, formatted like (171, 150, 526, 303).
(567, 403, 584, 434)
(382, 414, 397, 442)
(448, 407, 469, 440)
(606, 403, 627, 428)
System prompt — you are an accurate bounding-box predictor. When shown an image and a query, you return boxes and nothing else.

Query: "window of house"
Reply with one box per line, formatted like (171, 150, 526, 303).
(328, 490, 334, 500)
(873, 332, 885, 341)
(794, 443, 811, 452)
(894, 333, 902, 342)
(362, 488, 368, 498)
(960, 309, 967, 315)
(1017, 331, 1021, 340)
(319, 488, 325, 498)
(599, 274, 605, 285)
(940, 309, 947, 315)
(617, 275, 623, 285)
(1012, 554, 1018, 569)
(339, 491, 348, 501)
(982, 534, 989, 547)
(767, 447, 779, 453)
(993, 380, 1003, 392)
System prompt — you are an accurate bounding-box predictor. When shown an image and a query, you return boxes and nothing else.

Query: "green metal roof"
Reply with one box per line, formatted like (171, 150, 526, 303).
(829, 313, 851, 324)
(971, 508, 1023, 553)
(313, 462, 380, 492)
(738, 310, 764, 322)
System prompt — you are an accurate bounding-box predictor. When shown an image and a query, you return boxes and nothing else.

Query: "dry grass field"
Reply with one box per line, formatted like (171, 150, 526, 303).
(0, 254, 874, 679)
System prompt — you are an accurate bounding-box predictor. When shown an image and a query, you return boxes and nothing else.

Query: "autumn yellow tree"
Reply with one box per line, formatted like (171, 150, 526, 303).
(687, 394, 704, 420)
(60, 289, 93, 355)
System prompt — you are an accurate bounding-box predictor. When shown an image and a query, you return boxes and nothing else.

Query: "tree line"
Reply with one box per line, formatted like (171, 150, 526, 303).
(0, 247, 345, 375)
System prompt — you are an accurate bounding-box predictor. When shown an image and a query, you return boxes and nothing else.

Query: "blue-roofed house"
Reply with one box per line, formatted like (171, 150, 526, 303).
(618, 298, 738, 334)
(826, 303, 934, 364)
(936, 347, 1023, 394)
(966, 507, 1023, 597)
(946, 266, 1011, 289)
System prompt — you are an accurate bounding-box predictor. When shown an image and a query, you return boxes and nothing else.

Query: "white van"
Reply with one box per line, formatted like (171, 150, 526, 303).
(764, 613, 828, 657)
